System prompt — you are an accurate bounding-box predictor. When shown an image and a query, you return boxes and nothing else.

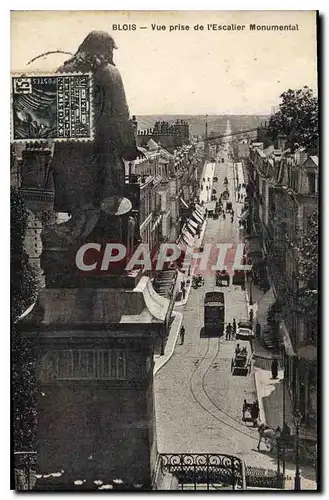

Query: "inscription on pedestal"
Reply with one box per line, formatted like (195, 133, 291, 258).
(39, 349, 127, 381)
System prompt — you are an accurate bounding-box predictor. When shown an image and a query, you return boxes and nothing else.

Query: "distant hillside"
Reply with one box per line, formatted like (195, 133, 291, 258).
(136, 115, 269, 139)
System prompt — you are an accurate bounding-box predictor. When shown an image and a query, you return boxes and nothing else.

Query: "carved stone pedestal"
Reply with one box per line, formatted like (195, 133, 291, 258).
(18, 278, 172, 490)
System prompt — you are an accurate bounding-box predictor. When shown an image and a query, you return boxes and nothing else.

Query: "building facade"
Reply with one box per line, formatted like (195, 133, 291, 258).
(136, 119, 190, 154)
(246, 139, 318, 434)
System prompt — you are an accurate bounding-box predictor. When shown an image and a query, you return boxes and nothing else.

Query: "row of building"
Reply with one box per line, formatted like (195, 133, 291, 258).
(238, 135, 318, 436)
(10, 118, 204, 281)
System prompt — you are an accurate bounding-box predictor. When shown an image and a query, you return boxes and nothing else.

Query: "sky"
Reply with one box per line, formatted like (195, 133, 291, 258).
(11, 10, 318, 115)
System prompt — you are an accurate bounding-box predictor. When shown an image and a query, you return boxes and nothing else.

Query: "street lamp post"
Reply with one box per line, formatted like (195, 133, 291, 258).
(248, 270, 254, 330)
(294, 409, 302, 490)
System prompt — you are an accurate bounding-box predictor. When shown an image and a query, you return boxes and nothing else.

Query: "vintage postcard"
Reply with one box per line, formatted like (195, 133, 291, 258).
(11, 10, 319, 491)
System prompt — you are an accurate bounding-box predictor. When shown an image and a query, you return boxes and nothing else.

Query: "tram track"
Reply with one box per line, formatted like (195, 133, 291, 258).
(200, 344, 260, 443)
(189, 332, 259, 444)
(184, 153, 260, 444)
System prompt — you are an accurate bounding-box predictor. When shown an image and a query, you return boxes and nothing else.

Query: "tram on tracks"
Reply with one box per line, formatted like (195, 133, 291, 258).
(204, 291, 225, 337)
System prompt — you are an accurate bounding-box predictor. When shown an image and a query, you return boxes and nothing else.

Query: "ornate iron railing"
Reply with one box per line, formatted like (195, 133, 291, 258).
(246, 466, 285, 489)
(159, 453, 246, 490)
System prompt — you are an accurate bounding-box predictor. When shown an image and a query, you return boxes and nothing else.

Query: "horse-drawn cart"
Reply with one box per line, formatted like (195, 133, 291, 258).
(242, 400, 259, 426)
(231, 347, 251, 376)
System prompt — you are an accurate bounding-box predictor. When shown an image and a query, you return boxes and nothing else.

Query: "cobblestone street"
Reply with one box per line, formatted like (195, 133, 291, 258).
(154, 144, 280, 471)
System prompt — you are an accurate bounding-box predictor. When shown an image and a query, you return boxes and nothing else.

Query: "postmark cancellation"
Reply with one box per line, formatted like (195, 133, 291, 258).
(11, 73, 94, 142)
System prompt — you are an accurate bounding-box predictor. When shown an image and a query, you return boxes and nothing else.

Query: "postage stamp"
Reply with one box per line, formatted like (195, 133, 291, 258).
(11, 73, 93, 142)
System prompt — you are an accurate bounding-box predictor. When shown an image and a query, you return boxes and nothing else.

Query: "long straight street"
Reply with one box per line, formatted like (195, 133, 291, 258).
(154, 144, 278, 470)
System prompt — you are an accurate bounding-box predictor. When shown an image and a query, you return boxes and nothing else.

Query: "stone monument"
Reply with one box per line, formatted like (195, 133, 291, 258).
(17, 31, 172, 490)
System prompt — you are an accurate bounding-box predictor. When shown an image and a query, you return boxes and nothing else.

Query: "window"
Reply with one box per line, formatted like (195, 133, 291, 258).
(39, 349, 127, 381)
(291, 170, 298, 192)
(307, 172, 316, 194)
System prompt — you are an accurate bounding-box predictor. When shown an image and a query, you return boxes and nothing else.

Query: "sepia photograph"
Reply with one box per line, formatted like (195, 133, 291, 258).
(10, 9, 319, 491)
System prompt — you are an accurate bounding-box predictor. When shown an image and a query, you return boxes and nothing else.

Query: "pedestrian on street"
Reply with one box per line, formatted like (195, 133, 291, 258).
(275, 426, 282, 442)
(181, 280, 185, 291)
(223, 211, 226, 220)
(271, 358, 278, 379)
(242, 399, 247, 421)
(282, 421, 291, 436)
(231, 214, 234, 223)
(226, 323, 232, 340)
(251, 402, 260, 427)
(181, 286, 186, 301)
(180, 325, 185, 345)
(232, 319, 237, 337)
(281, 422, 291, 446)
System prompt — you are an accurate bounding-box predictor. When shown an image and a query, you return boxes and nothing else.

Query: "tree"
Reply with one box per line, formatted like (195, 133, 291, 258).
(267, 86, 318, 152)
(296, 209, 318, 322)
(11, 187, 39, 450)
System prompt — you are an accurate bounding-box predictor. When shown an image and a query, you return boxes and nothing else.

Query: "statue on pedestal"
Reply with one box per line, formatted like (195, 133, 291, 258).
(48, 31, 144, 244)
(41, 32, 144, 284)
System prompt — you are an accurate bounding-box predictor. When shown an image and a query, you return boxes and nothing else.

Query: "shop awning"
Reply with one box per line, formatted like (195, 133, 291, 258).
(195, 204, 204, 215)
(181, 231, 194, 246)
(185, 224, 197, 236)
(256, 287, 276, 327)
(188, 218, 198, 229)
(181, 234, 193, 246)
(183, 221, 196, 236)
(191, 211, 203, 224)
